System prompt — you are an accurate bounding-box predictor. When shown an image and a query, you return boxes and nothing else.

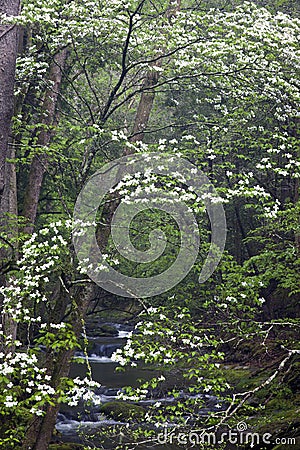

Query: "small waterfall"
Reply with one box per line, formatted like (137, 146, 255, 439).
(76, 323, 131, 363)
(92, 343, 121, 358)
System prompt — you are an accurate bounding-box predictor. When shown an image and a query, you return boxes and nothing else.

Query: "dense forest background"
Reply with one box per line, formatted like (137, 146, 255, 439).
(0, 0, 299, 449)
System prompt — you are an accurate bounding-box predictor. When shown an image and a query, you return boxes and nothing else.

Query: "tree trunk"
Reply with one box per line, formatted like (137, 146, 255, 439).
(22, 48, 68, 233)
(21, 283, 93, 450)
(0, 0, 20, 352)
(128, 69, 159, 146)
(128, 0, 181, 146)
(0, 0, 20, 244)
(293, 118, 300, 252)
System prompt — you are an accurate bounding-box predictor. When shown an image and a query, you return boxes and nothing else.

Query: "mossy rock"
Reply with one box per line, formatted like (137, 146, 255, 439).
(100, 401, 145, 421)
(223, 365, 252, 391)
(255, 408, 300, 439)
(49, 444, 85, 450)
(98, 324, 119, 336)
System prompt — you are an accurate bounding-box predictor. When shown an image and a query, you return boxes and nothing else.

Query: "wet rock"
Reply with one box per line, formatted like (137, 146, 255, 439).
(98, 324, 119, 336)
(100, 401, 145, 421)
(49, 444, 85, 450)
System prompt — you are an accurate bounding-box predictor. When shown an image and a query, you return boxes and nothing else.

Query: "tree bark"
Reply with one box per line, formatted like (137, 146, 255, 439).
(128, 0, 181, 146)
(128, 69, 159, 147)
(0, 0, 20, 352)
(0, 0, 20, 241)
(22, 48, 68, 233)
(292, 118, 300, 252)
(21, 282, 93, 450)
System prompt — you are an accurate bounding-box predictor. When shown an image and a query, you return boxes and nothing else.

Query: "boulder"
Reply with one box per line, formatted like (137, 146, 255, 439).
(49, 444, 85, 450)
(100, 401, 145, 421)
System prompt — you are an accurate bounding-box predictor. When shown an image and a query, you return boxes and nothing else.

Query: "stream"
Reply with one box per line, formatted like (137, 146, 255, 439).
(55, 322, 224, 448)
(55, 323, 155, 446)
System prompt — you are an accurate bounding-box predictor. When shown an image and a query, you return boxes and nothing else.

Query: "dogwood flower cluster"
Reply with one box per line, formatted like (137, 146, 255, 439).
(112, 305, 226, 404)
(0, 220, 71, 321)
(64, 377, 100, 407)
(0, 349, 56, 417)
(0, 220, 99, 421)
(110, 305, 228, 428)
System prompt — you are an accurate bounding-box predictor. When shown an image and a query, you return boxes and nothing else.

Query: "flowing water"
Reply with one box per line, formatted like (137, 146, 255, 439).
(55, 322, 223, 448)
(56, 323, 155, 442)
